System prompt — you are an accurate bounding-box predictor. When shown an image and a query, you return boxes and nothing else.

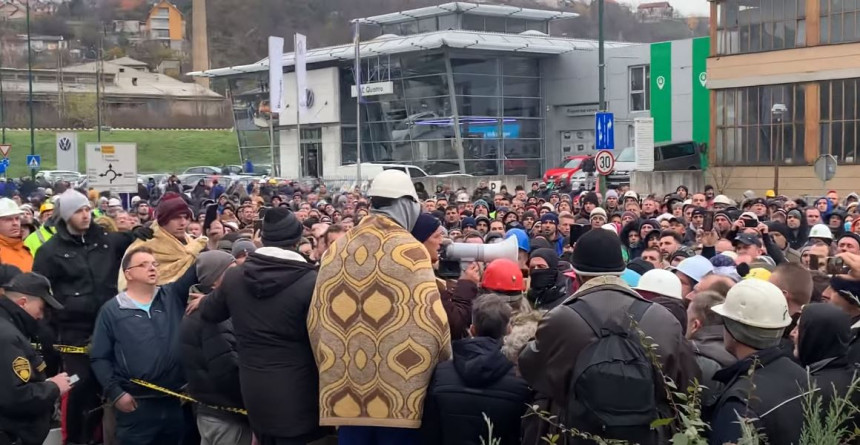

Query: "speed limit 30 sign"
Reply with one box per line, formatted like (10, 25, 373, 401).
(595, 150, 615, 176)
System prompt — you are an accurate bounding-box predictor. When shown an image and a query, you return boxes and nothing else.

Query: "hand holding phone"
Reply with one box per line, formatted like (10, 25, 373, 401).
(702, 211, 714, 232)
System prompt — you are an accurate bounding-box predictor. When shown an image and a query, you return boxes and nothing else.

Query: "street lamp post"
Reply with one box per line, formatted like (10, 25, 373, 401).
(598, 0, 605, 111)
(771, 103, 787, 194)
(0, 48, 6, 144)
(26, 0, 36, 179)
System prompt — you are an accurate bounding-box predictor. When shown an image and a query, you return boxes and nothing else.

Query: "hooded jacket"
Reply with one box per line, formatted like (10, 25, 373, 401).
(797, 304, 860, 426)
(421, 337, 531, 445)
(620, 220, 644, 260)
(519, 276, 700, 445)
(180, 284, 244, 422)
(200, 247, 327, 440)
(33, 220, 135, 344)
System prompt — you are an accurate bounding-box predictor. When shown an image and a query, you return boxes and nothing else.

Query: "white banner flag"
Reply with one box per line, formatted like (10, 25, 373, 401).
(268, 36, 284, 114)
(56, 132, 78, 172)
(295, 33, 308, 117)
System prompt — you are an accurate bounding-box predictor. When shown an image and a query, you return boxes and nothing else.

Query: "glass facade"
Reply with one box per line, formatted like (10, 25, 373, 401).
(820, 78, 860, 162)
(715, 83, 805, 165)
(226, 74, 277, 168)
(717, 0, 807, 55)
(340, 51, 544, 177)
(380, 13, 548, 36)
(820, 0, 860, 44)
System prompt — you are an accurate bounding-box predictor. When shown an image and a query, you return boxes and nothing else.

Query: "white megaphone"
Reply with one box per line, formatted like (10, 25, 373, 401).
(445, 235, 519, 263)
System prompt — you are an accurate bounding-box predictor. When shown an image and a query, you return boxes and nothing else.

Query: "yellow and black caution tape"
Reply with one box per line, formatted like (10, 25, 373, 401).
(31, 343, 90, 354)
(130, 379, 248, 416)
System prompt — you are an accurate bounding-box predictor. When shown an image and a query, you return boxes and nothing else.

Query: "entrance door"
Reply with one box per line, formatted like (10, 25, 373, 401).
(300, 128, 323, 178)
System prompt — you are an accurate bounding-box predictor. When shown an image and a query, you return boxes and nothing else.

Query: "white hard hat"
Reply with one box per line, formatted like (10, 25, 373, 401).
(634, 269, 683, 299)
(108, 198, 122, 207)
(600, 223, 618, 234)
(713, 195, 734, 206)
(809, 223, 833, 240)
(0, 198, 22, 219)
(711, 279, 790, 329)
(367, 170, 419, 201)
(673, 255, 714, 283)
(623, 191, 639, 201)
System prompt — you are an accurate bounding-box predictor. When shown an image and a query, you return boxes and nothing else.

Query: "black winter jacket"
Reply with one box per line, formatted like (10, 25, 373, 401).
(180, 284, 244, 421)
(200, 247, 328, 441)
(421, 337, 530, 445)
(0, 301, 58, 445)
(33, 221, 134, 344)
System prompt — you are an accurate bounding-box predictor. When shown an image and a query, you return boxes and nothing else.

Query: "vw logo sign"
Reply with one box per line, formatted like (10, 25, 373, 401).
(59, 138, 72, 151)
(305, 89, 315, 109)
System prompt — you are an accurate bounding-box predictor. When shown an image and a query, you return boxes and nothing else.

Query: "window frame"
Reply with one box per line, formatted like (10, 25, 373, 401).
(629, 65, 651, 112)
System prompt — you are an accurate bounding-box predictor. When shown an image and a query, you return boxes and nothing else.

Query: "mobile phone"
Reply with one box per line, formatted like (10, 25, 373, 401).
(810, 254, 821, 271)
(702, 211, 714, 232)
(258, 207, 268, 219)
(69, 374, 80, 385)
(253, 219, 263, 233)
(744, 218, 758, 228)
(569, 224, 591, 245)
(827, 257, 851, 275)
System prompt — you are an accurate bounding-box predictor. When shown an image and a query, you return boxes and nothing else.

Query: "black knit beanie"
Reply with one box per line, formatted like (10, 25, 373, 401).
(571, 229, 626, 276)
(261, 207, 303, 249)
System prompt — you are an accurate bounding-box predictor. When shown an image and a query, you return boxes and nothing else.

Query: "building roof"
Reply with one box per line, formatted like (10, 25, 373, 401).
(356, 2, 579, 25)
(190, 29, 628, 78)
(1, 60, 222, 99)
(637, 2, 672, 9)
(110, 56, 150, 67)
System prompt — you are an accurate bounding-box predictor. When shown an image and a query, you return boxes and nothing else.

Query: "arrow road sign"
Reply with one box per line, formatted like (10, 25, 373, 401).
(595, 112, 615, 150)
(26, 155, 41, 170)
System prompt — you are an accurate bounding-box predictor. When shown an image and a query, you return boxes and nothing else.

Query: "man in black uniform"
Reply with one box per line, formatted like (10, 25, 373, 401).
(0, 273, 73, 445)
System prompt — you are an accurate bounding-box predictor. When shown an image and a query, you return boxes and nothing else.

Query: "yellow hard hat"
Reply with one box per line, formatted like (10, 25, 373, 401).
(268, 178, 277, 185)
(745, 268, 772, 282)
(765, 189, 776, 198)
(40, 202, 55, 213)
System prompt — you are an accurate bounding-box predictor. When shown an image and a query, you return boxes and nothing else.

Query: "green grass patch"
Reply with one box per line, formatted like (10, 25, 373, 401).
(0, 129, 240, 177)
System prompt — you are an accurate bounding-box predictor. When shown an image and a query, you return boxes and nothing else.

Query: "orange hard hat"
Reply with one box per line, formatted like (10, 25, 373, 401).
(481, 259, 525, 293)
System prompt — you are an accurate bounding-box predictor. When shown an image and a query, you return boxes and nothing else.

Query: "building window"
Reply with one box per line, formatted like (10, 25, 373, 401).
(820, 79, 860, 163)
(717, 0, 806, 55)
(821, 0, 860, 44)
(630, 65, 650, 112)
(715, 83, 805, 166)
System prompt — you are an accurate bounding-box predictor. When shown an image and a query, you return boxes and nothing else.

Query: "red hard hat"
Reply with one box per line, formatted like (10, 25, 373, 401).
(481, 259, 525, 293)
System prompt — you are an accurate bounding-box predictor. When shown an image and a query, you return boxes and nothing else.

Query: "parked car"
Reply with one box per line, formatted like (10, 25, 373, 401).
(607, 141, 704, 187)
(543, 155, 590, 188)
(182, 166, 223, 175)
(35, 170, 84, 188)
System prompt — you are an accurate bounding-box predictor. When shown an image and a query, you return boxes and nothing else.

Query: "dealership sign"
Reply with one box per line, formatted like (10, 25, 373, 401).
(351, 81, 394, 97)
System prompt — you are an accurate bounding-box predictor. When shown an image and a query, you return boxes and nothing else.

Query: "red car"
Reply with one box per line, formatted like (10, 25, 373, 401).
(543, 155, 590, 187)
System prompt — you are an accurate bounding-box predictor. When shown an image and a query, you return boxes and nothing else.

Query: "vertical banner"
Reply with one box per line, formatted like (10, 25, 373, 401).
(268, 36, 284, 114)
(650, 41, 673, 143)
(692, 36, 711, 169)
(634, 118, 655, 172)
(295, 33, 308, 118)
(56, 132, 78, 172)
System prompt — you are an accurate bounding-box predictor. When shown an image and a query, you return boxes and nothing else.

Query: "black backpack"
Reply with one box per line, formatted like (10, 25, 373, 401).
(565, 297, 659, 432)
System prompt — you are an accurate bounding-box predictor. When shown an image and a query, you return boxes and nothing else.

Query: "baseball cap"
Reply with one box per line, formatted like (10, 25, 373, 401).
(3, 273, 63, 310)
(733, 233, 763, 247)
(672, 255, 714, 283)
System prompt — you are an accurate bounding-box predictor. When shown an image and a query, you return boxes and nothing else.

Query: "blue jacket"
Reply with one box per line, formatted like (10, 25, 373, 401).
(90, 265, 198, 404)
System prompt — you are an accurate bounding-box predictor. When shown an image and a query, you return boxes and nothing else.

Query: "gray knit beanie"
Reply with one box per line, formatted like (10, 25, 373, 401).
(57, 190, 90, 223)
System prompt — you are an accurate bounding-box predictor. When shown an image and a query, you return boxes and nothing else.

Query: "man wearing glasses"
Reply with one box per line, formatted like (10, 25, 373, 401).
(90, 246, 199, 445)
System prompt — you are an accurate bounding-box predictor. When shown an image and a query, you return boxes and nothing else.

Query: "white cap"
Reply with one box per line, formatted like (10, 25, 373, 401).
(131, 196, 142, 205)
(367, 170, 419, 201)
(108, 198, 122, 207)
(623, 191, 639, 201)
(711, 279, 791, 329)
(740, 212, 759, 222)
(590, 207, 607, 219)
(809, 223, 833, 240)
(456, 192, 469, 203)
(0, 198, 23, 218)
(673, 255, 714, 283)
(635, 269, 683, 300)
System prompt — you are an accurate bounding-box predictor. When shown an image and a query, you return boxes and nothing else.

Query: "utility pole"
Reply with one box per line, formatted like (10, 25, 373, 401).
(96, 37, 103, 142)
(0, 45, 5, 144)
(598, 0, 606, 111)
(26, 0, 36, 179)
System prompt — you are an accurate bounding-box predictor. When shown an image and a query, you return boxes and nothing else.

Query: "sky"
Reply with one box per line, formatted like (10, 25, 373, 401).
(621, 0, 711, 17)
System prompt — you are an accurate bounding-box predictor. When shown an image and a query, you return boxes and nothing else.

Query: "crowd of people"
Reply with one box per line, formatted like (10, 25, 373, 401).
(1, 170, 860, 445)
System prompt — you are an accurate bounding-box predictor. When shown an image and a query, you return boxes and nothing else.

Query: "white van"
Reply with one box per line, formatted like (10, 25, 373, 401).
(332, 163, 430, 179)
